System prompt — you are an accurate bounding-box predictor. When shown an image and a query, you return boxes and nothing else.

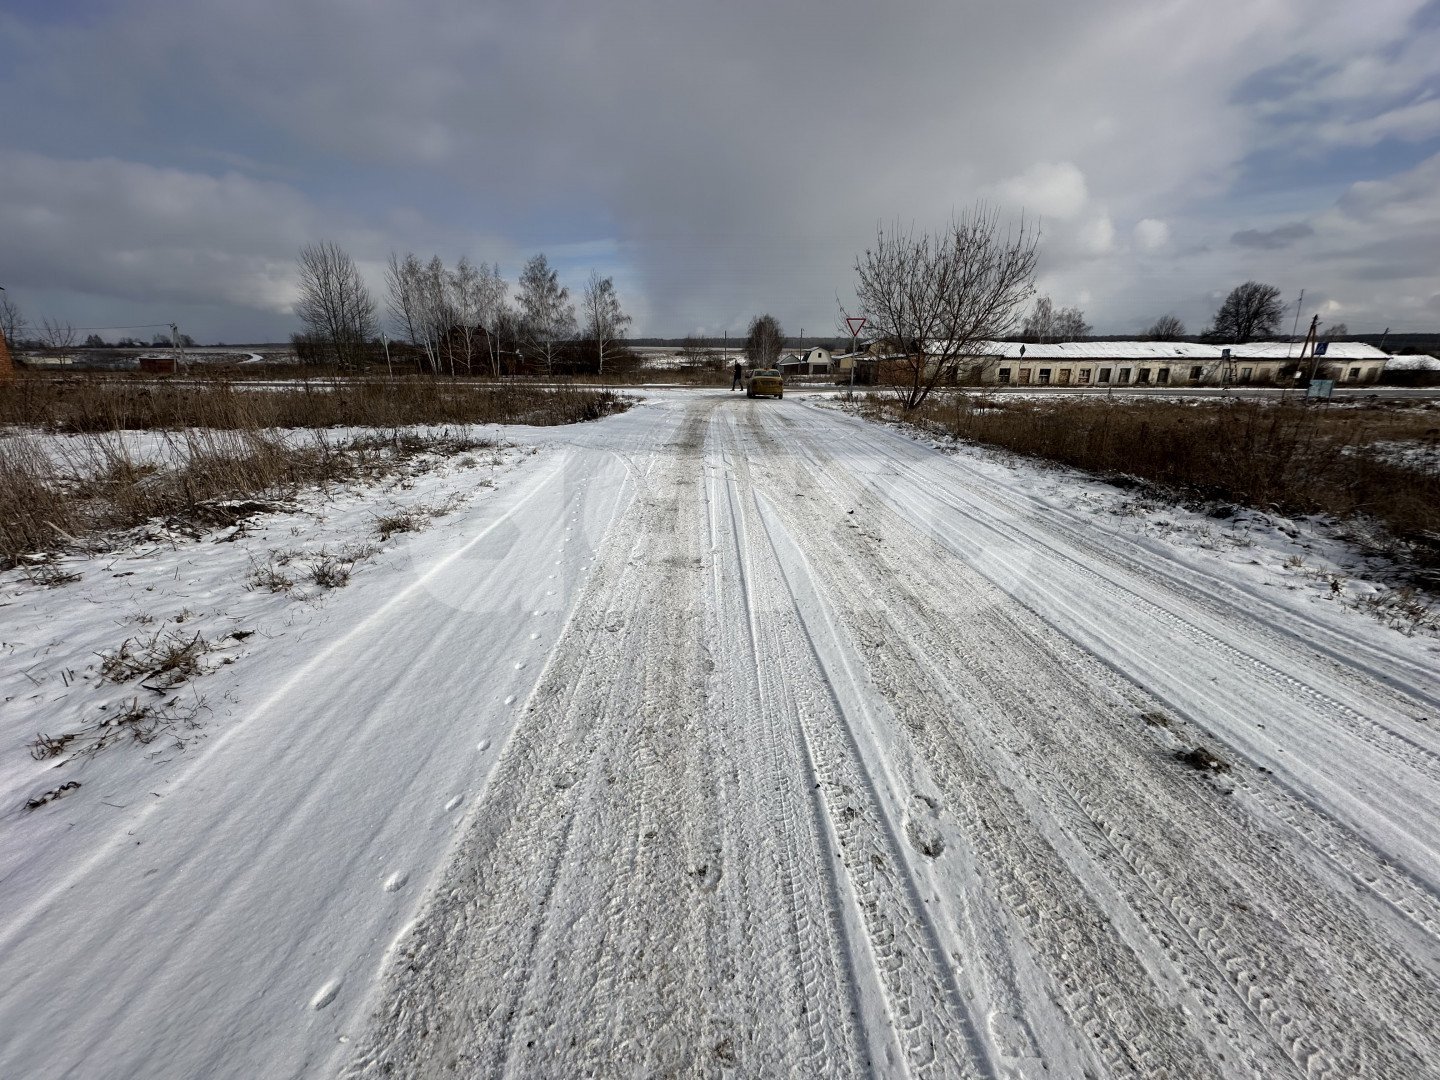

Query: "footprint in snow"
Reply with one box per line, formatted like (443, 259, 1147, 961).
(904, 794, 946, 858)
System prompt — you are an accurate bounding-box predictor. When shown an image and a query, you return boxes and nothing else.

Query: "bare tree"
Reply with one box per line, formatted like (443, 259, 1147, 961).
(386, 252, 426, 367)
(744, 314, 784, 368)
(1323, 321, 1349, 340)
(853, 205, 1039, 410)
(1207, 281, 1283, 343)
(420, 255, 454, 375)
(517, 254, 576, 375)
(1021, 295, 1054, 341)
(1052, 305, 1090, 340)
(448, 257, 486, 376)
(0, 295, 26, 347)
(1022, 294, 1089, 341)
(1146, 314, 1186, 341)
(39, 318, 77, 350)
(581, 271, 632, 375)
(296, 240, 377, 367)
(475, 262, 509, 376)
(679, 335, 715, 368)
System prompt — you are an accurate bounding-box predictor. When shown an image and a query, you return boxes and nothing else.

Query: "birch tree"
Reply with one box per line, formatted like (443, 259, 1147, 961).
(581, 271, 632, 375)
(448, 257, 485, 376)
(744, 314, 784, 367)
(517, 254, 575, 375)
(1022, 294, 1089, 341)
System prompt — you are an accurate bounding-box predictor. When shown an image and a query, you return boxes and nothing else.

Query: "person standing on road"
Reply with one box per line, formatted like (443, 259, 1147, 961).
(731, 359, 744, 391)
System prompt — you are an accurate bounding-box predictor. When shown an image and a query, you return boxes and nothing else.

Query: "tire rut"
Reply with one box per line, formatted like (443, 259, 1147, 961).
(745, 404, 1440, 1079)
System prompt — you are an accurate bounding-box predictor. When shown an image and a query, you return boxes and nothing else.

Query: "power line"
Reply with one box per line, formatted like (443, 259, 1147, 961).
(64, 323, 175, 331)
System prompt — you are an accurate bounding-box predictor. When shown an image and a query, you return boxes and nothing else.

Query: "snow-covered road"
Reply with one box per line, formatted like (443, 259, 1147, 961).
(4, 391, 1439, 1079)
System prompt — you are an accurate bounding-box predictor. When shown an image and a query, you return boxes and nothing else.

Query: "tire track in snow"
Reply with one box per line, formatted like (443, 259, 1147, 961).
(347, 402, 867, 1077)
(753, 404, 1440, 1078)
(784, 406, 1440, 942)
(716, 412, 990, 1078)
(795, 407, 1440, 785)
(813, 403, 1440, 716)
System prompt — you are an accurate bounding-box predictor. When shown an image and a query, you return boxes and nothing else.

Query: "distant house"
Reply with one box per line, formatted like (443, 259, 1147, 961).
(957, 341, 1390, 388)
(778, 347, 833, 376)
(0, 325, 13, 380)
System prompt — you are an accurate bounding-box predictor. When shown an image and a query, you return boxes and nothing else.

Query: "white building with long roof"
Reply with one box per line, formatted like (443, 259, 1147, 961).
(957, 341, 1389, 388)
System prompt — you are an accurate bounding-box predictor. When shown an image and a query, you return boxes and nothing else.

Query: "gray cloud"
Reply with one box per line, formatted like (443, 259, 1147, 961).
(1, 0, 1437, 339)
(1231, 222, 1316, 249)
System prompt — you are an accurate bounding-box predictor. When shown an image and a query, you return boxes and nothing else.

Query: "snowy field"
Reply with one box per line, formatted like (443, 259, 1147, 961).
(3, 390, 1439, 1078)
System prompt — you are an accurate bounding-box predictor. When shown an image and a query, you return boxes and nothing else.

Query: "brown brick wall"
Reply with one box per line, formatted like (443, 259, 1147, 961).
(0, 328, 15, 379)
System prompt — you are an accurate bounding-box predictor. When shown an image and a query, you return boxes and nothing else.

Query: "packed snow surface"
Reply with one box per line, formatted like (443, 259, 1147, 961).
(2, 391, 1439, 1079)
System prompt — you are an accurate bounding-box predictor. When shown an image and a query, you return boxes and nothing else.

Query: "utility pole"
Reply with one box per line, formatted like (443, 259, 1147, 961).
(170, 322, 187, 373)
(1286, 289, 1304, 358)
(381, 331, 393, 378)
(1303, 314, 1323, 381)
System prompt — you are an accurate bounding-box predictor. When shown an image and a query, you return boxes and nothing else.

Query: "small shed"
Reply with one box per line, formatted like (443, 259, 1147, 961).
(139, 355, 177, 375)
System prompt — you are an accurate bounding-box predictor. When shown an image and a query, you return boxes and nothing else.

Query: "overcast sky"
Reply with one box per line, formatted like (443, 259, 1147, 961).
(3, 0, 1439, 342)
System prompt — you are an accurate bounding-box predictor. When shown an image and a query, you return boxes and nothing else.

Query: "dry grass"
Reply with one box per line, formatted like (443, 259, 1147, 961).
(0, 374, 628, 432)
(99, 630, 216, 688)
(0, 375, 626, 567)
(858, 393, 1440, 576)
(30, 694, 209, 768)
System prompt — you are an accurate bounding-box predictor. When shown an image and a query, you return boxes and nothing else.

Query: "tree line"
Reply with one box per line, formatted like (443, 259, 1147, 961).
(293, 242, 631, 375)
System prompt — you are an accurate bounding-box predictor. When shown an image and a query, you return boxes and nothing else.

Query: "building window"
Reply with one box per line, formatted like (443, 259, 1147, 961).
(1098, 368, 1111, 383)
(1057, 369, 1071, 385)
(1117, 368, 1130, 384)
(1019, 368, 1032, 385)
(1136, 368, 1151, 384)
(1078, 368, 1091, 384)
(1348, 367, 1360, 380)
(1239, 366, 1252, 384)
(1157, 367, 1170, 384)
(1038, 368, 1052, 385)
(998, 368, 1011, 384)
(1189, 366, 1203, 381)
